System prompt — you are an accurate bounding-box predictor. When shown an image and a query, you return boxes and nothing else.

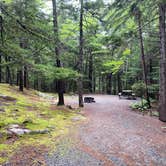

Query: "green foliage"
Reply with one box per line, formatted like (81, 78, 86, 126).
(0, 0, 161, 98)
(131, 99, 149, 111)
(148, 84, 159, 99)
(103, 60, 124, 74)
(122, 48, 131, 57)
(132, 82, 146, 97)
(54, 68, 80, 80)
(34, 64, 79, 81)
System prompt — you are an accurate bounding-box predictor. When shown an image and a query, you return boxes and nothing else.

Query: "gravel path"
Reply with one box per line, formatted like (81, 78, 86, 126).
(46, 95, 166, 166)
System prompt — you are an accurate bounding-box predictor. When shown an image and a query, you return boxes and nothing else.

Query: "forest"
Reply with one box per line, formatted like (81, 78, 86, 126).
(0, 0, 166, 165)
(0, 0, 166, 114)
(0, 0, 166, 119)
(1, 0, 165, 119)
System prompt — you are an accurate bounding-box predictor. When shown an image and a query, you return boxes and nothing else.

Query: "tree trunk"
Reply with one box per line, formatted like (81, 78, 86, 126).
(52, 0, 64, 106)
(93, 70, 96, 93)
(5, 56, 11, 84)
(113, 75, 117, 95)
(0, 53, 2, 83)
(11, 69, 15, 86)
(24, 66, 29, 89)
(88, 51, 93, 93)
(78, 0, 84, 107)
(102, 75, 106, 94)
(138, 13, 151, 108)
(149, 58, 153, 84)
(117, 72, 122, 93)
(19, 67, 24, 92)
(106, 73, 112, 94)
(0, 15, 3, 83)
(99, 75, 101, 93)
(159, 3, 166, 122)
(16, 70, 19, 86)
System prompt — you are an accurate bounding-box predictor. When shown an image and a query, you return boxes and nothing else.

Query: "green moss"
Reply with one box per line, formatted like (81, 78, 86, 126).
(0, 157, 8, 164)
(0, 83, 84, 164)
(0, 144, 11, 164)
(0, 144, 8, 151)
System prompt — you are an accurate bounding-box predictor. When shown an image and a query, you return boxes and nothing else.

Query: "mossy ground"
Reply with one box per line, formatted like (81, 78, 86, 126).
(0, 84, 84, 164)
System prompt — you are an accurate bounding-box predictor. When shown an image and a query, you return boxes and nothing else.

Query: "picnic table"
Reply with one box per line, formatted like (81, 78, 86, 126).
(118, 90, 136, 100)
(84, 97, 95, 103)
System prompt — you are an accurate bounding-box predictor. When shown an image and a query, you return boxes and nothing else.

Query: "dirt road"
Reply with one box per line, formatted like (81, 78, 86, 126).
(46, 95, 166, 166)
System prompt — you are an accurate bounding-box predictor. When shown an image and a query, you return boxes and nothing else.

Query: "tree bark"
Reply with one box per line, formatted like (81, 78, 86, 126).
(0, 53, 2, 83)
(52, 0, 64, 106)
(5, 56, 11, 84)
(16, 70, 19, 86)
(113, 75, 117, 95)
(159, 3, 166, 122)
(117, 72, 122, 93)
(88, 51, 93, 93)
(93, 70, 96, 93)
(0, 15, 3, 83)
(138, 13, 151, 108)
(149, 58, 153, 84)
(19, 41, 24, 91)
(24, 66, 29, 89)
(106, 73, 112, 94)
(19, 67, 24, 92)
(99, 75, 101, 93)
(78, 0, 84, 107)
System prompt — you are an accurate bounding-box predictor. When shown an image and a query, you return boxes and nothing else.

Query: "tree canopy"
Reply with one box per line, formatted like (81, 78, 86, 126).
(0, 0, 166, 121)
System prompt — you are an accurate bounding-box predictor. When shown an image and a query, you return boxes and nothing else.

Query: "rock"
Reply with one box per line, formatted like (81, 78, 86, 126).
(8, 128, 31, 135)
(30, 129, 49, 134)
(7, 124, 49, 136)
(0, 108, 5, 112)
(71, 116, 82, 122)
(66, 105, 73, 110)
(6, 131, 14, 139)
(8, 124, 31, 136)
(0, 95, 16, 101)
(9, 124, 20, 129)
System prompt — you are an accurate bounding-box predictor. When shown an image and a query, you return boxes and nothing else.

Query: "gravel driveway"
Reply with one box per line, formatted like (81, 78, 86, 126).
(46, 95, 166, 166)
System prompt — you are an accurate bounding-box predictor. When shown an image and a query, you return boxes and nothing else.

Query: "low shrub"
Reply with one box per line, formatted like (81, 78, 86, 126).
(131, 99, 149, 112)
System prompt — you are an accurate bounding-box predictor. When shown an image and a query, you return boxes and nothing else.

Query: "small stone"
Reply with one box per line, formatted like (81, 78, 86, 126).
(0, 95, 16, 101)
(71, 116, 82, 122)
(23, 129, 31, 134)
(30, 129, 49, 134)
(9, 128, 31, 135)
(66, 105, 73, 110)
(6, 131, 14, 139)
(9, 124, 20, 129)
(0, 108, 5, 112)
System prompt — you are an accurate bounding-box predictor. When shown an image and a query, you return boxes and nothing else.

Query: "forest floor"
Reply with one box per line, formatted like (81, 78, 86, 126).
(0, 86, 166, 166)
(45, 95, 166, 166)
(0, 84, 84, 165)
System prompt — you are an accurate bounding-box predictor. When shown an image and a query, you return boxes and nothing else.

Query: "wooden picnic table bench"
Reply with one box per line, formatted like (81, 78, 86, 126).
(84, 97, 95, 103)
(118, 90, 136, 100)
